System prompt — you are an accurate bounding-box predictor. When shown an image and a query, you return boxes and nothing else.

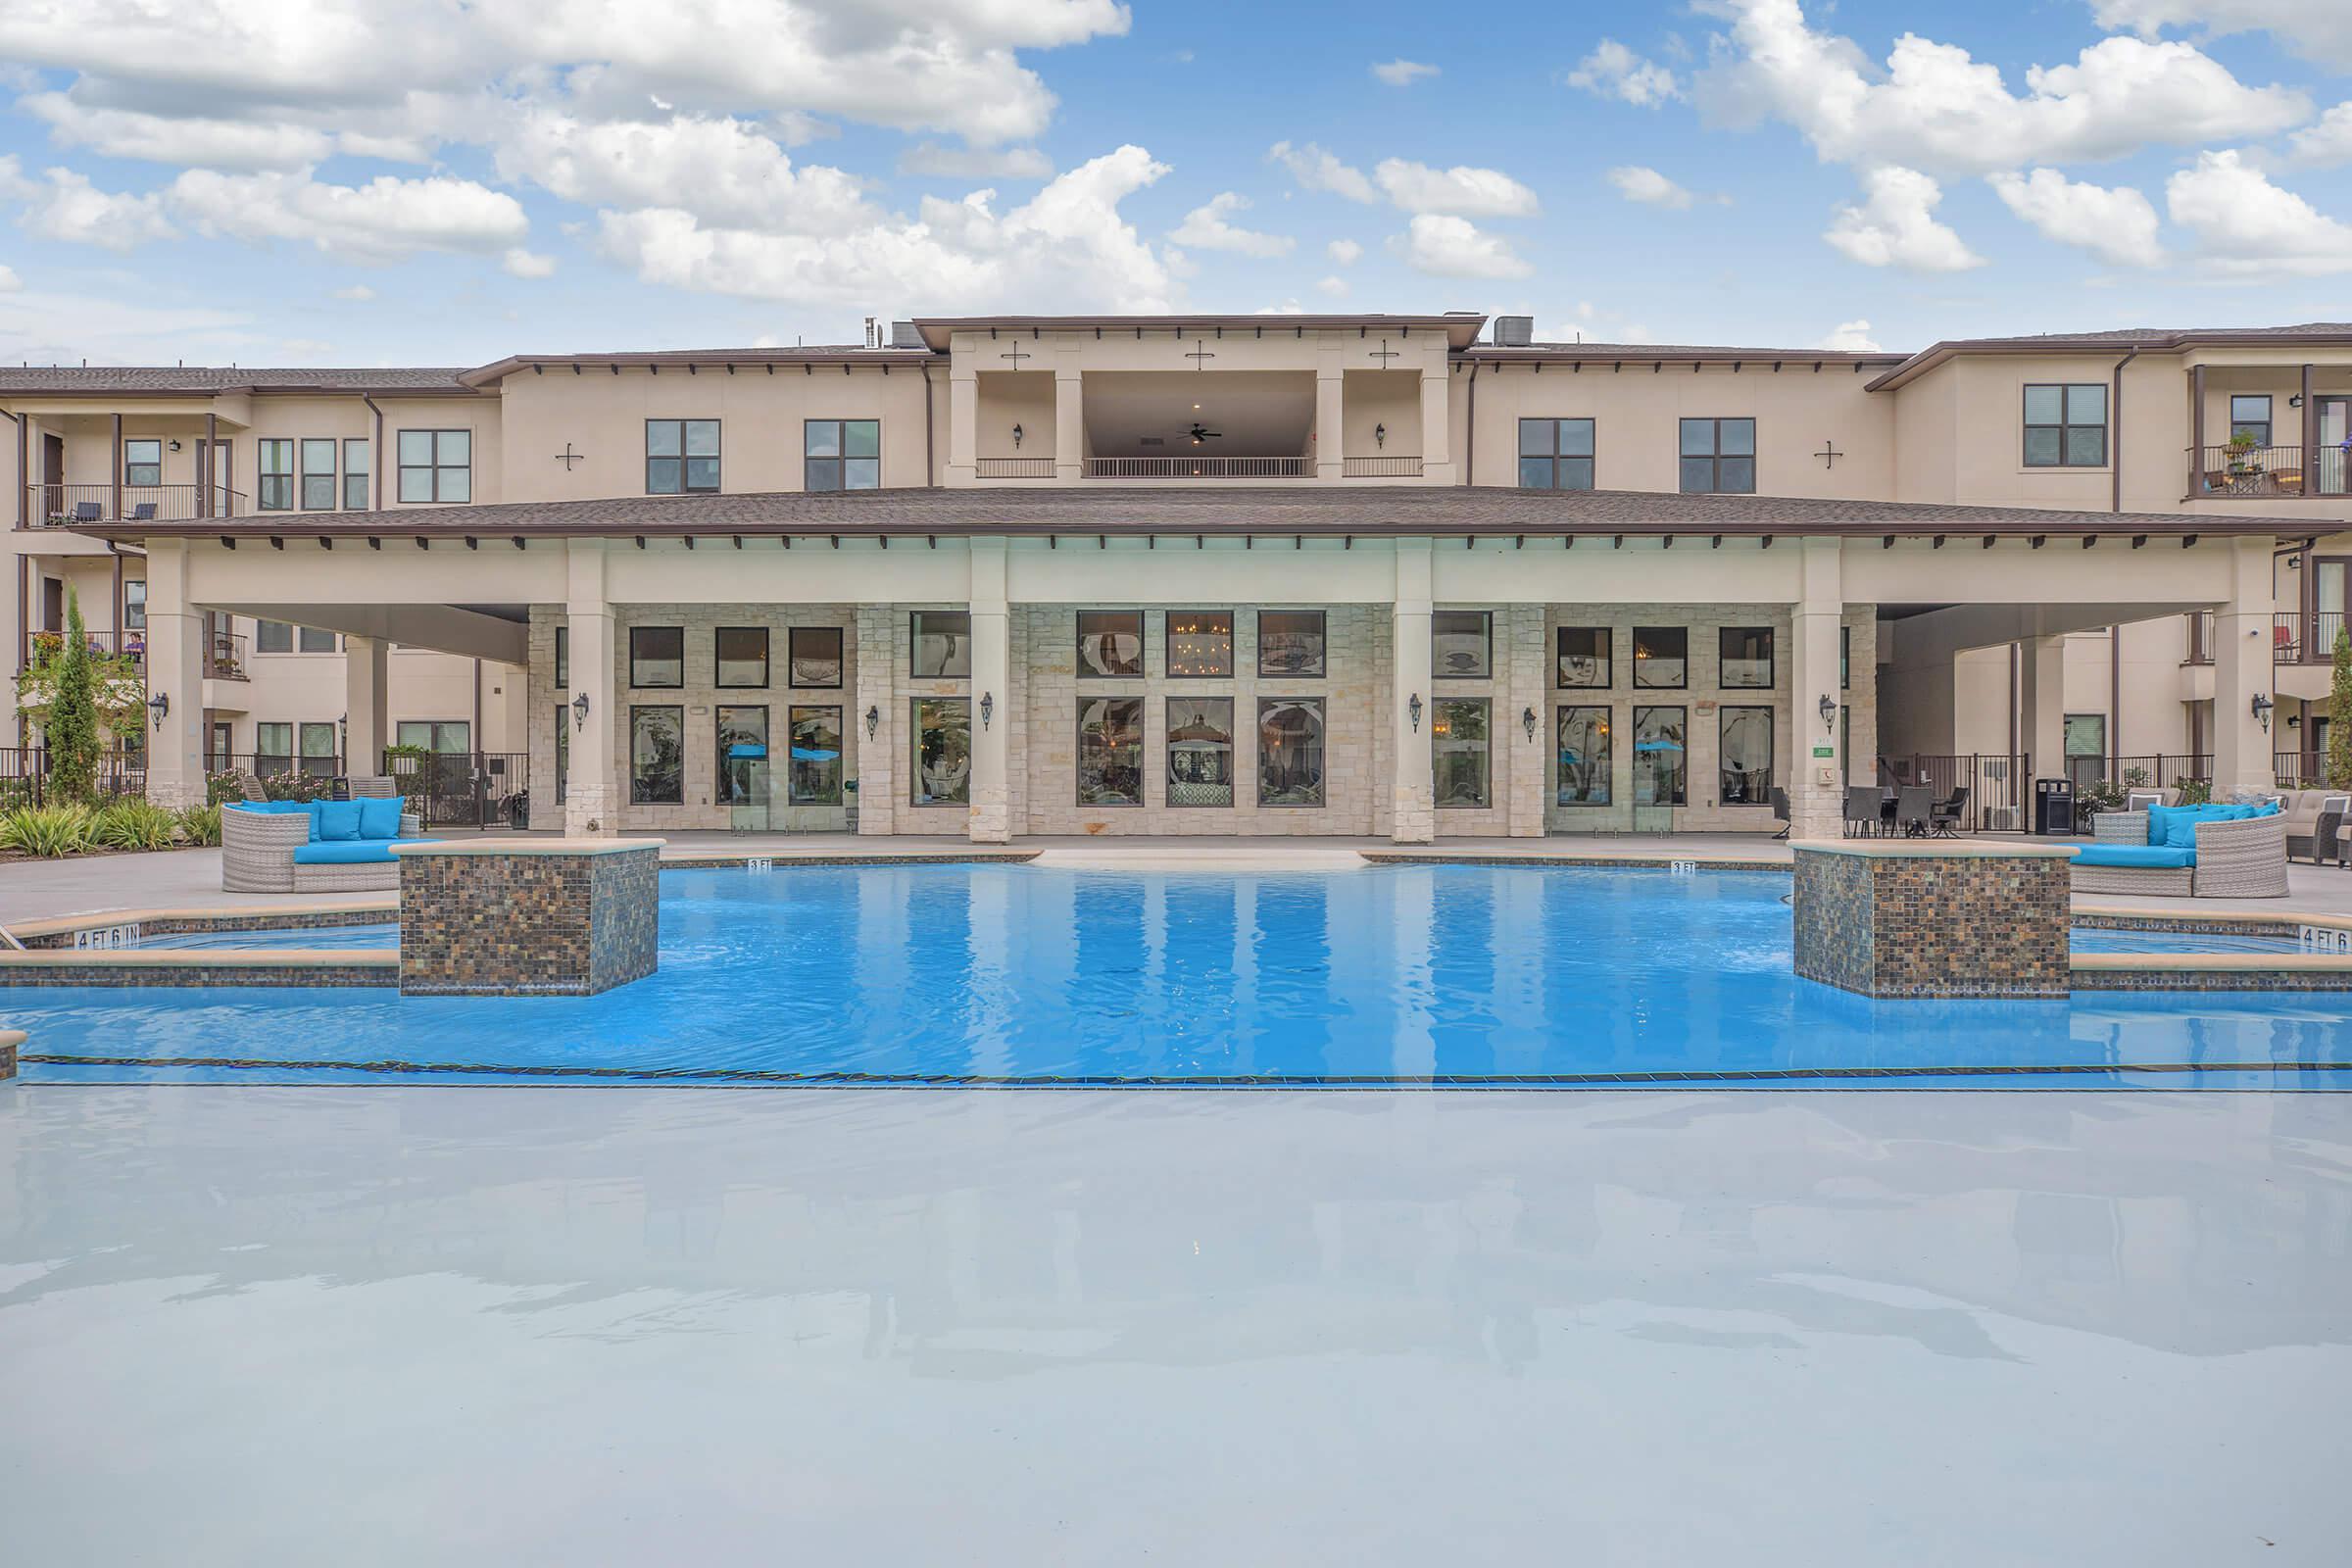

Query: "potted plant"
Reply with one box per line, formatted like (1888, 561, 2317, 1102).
(2226, 429, 2263, 480)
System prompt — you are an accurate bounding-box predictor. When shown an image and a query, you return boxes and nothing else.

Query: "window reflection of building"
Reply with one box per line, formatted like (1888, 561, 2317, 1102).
(1167, 698, 1234, 807)
(1258, 698, 1326, 806)
(1077, 697, 1145, 806)
(1632, 706, 1687, 806)
(1556, 705, 1610, 807)
(913, 698, 970, 805)
(715, 705, 767, 808)
(1256, 611, 1326, 677)
(1165, 611, 1234, 678)
(1556, 626, 1609, 688)
(1432, 698, 1490, 808)
(1718, 707, 1772, 806)
(911, 612, 970, 679)
(1077, 611, 1145, 678)
(788, 706, 843, 805)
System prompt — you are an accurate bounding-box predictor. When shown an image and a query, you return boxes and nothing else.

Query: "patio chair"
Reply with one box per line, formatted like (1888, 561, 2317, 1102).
(1842, 785, 1880, 838)
(1894, 784, 1934, 838)
(127, 502, 157, 521)
(236, 772, 270, 805)
(1930, 786, 1969, 838)
(1768, 786, 1789, 840)
(71, 502, 100, 523)
(2125, 789, 2164, 811)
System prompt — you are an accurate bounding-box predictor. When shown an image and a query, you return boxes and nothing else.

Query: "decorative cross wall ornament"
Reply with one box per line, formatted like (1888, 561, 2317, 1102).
(1185, 339, 1216, 368)
(999, 343, 1033, 368)
(1815, 439, 1845, 469)
(555, 443, 585, 470)
(1368, 339, 1402, 368)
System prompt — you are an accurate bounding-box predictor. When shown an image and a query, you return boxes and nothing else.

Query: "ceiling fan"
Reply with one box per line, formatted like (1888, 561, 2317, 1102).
(1181, 421, 1223, 445)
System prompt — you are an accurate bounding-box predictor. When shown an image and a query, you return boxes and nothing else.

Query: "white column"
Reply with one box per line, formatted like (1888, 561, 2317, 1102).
(1788, 538, 1846, 841)
(563, 541, 616, 837)
(1315, 370, 1344, 480)
(2019, 634, 2066, 788)
(947, 368, 978, 487)
(1391, 538, 1435, 844)
(1054, 368, 1083, 483)
(968, 539, 1011, 844)
(141, 540, 206, 808)
(1505, 604, 1544, 836)
(1419, 368, 1451, 483)
(853, 606, 896, 835)
(2213, 535, 2278, 797)
(343, 634, 388, 776)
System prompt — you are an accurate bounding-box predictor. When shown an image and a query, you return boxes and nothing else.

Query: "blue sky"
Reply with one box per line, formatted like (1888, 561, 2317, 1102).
(0, 0, 2348, 367)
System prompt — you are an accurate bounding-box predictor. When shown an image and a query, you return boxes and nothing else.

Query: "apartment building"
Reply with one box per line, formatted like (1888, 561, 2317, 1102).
(4, 312, 2344, 842)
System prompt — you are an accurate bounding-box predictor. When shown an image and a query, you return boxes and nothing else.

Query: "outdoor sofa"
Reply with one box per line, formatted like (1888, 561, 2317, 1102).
(2069, 803, 2289, 899)
(2275, 789, 2350, 864)
(222, 793, 428, 893)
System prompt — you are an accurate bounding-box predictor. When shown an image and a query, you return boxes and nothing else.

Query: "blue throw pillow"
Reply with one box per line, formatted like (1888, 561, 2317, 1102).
(316, 799, 366, 842)
(2147, 806, 2193, 849)
(357, 796, 404, 840)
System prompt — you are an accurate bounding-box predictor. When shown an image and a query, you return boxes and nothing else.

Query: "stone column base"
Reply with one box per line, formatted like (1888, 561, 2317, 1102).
(1392, 784, 1435, 845)
(396, 839, 661, 996)
(1792, 841, 2077, 999)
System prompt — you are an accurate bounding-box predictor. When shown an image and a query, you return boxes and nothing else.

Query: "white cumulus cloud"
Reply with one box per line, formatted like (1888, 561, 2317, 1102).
(1817, 318, 1881, 351)
(1987, 169, 2162, 268)
(2165, 148, 2352, 278)
(1168, 191, 1293, 258)
(1607, 166, 1700, 209)
(1314, 274, 1348, 298)
(496, 110, 875, 234)
(1267, 141, 1378, 204)
(897, 143, 1054, 180)
(1823, 166, 1984, 271)
(2290, 103, 2352, 167)
(1567, 40, 1681, 106)
(168, 169, 530, 264)
(1326, 237, 1363, 266)
(1371, 59, 1440, 87)
(1374, 159, 1539, 218)
(2090, 1, 2352, 67)
(1389, 214, 1531, 278)
(0, 158, 176, 251)
(502, 248, 556, 278)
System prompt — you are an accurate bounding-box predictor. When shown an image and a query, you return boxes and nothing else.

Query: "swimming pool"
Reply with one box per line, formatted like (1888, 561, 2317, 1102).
(123, 923, 399, 952)
(11, 864, 2352, 1090)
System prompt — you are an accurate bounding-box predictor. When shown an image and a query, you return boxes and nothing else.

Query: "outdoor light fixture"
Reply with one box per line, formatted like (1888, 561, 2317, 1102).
(1818, 693, 1837, 733)
(572, 691, 589, 732)
(2290, 394, 2306, 410)
(1011, 423, 1024, 449)
(1408, 693, 1423, 732)
(980, 691, 995, 730)
(1521, 706, 1538, 742)
(864, 704, 880, 739)
(2253, 692, 2275, 732)
(168, 439, 182, 453)
(146, 691, 169, 733)
(1374, 422, 1387, 450)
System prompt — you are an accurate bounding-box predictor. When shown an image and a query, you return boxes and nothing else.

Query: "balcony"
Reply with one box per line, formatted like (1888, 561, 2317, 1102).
(27, 483, 249, 526)
(974, 457, 1056, 479)
(1084, 456, 1308, 479)
(208, 631, 249, 682)
(24, 629, 143, 670)
(2188, 445, 2351, 499)
(1342, 456, 1423, 478)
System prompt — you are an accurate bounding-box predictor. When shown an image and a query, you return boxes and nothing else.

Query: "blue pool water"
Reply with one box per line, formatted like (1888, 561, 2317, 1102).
(12, 865, 2352, 1090)
(127, 924, 399, 951)
(2070, 929, 2304, 956)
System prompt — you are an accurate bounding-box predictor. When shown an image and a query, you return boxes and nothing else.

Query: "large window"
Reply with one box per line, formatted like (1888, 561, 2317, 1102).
(630, 707, 684, 804)
(1634, 626, 1687, 689)
(395, 720, 470, 754)
(911, 612, 970, 678)
(555, 625, 569, 689)
(256, 618, 292, 654)
(1518, 417, 1594, 489)
(1556, 706, 1611, 807)
(647, 418, 720, 494)
(789, 626, 843, 687)
(1679, 417, 1755, 494)
(1077, 697, 1145, 806)
(715, 627, 768, 688)
(554, 706, 569, 804)
(397, 429, 471, 502)
(788, 707, 844, 805)
(1432, 698, 1490, 809)
(629, 626, 683, 688)
(299, 721, 339, 777)
(300, 438, 336, 510)
(255, 722, 293, 774)
(2064, 712, 2108, 792)
(1166, 611, 1233, 678)
(299, 625, 335, 654)
(1632, 707, 1687, 807)
(913, 698, 971, 806)
(1167, 697, 1234, 807)
(1077, 611, 1145, 678)
(343, 438, 370, 510)
(1557, 626, 1610, 688)
(258, 438, 294, 511)
(716, 706, 767, 807)
(1257, 611, 1326, 677)
(1258, 699, 1326, 807)
(2230, 395, 2273, 447)
(1719, 707, 1773, 806)
(806, 418, 880, 491)
(1719, 626, 1774, 689)
(123, 438, 162, 488)
(2023, 384, 2106, 467)
(1433, 611, 1492, 678)
(123, 579, 146, 632)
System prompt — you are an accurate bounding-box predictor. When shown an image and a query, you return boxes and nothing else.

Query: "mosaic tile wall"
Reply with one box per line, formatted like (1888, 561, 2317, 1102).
(399, 846, 660, 996)
(1793, 849, 2071, 999)
(0, 961, 393, 988)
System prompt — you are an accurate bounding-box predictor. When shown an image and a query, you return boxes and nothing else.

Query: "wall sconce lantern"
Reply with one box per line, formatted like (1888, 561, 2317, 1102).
(864, 704, 881, 740)
(1011, 423, 1024, 449)
(2253, 692, 2275, 732)
(147, 691, 169, 733)
(2287, 713, 2302, 732)
(1818, 693, 1838, 734)
(2290, 394, 2306, 410)
(1521, 706, 1538, 742)
(168, 439, 183, 453)
(572, 691, 589, 732)
(1407, 693, 1423, 733)
(980, 692, 995, 730)
(1374, 422, 1387, 449)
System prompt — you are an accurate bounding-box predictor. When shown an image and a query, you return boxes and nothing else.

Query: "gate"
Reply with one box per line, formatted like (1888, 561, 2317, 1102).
(385, 751, 530, 829)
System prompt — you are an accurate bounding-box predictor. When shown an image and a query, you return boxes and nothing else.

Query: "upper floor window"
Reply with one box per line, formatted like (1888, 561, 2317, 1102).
(123, 579, 146, 631)
(1634, 626, 1687, 689)
(1433, 611, 1492, 678)
(1678, 418, 1754, 494)
(256, 619, 335, 654)
(629, 626, 684, 689)
(715, 627, 768, 688)
(123, 439, 162, 488)
(911, 611, 970, 679)
(1078, 611, 1144, 677)
(554, 625, 569, 689)
(397, 429, 471, 503)
(647, 419, 720, 494)
(806, 419, 879, 491)
(301, 438, 336, 511)
(1518, 418, 1594, 490)
(257, 439, 294, 511)
(1557, 626, 1610, 688)
(1166, 610, 1234, 678)
(2230, 395, 2273, 447)
(2023, 384, 2106, 467)
(343, 438, 370, 510)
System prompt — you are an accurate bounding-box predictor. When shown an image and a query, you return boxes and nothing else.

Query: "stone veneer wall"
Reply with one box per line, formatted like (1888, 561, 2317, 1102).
(399, 845, 660, 996)
(1793, 847, 2070, 999)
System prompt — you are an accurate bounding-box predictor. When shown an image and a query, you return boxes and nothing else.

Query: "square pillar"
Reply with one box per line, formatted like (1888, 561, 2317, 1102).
(343, 634, 388, 775)
(968, 540, 1011, 844)
(948, 369, 978, 485)
(396, 840, 661, 996)
(1505, 604, 1544, 836)
(1054, 368, 1084, 482)
(1419, 368, 1451, 482)
(140, 540, 206, 808)
(2213, 535, 2278, 797)
(2019, 634, 2066, 786)
(1391, 538, 1435, 844)
(1315, 370, 1343, 480)
(853, 606, 896, 834)
(1787, 538, 1846, 841)
(563, 541, 616, 837)
(1793, 842, 2077, 999)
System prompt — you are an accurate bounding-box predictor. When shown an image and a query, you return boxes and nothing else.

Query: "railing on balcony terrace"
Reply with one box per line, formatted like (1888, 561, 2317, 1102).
(1341, 456, 1423, 478)
(208, 631, 249, 681)
(2190, 445, 2352, 499)
(27, 483, 249, 526)
(973, 457, 1057, 479)
(1083, 456, 1309, 479)
(23, 629, 144, 670)
(2274, 612, 2349, 664)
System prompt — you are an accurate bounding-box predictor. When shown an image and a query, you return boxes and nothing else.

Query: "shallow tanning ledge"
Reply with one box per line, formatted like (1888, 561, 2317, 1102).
(393, 838, 662, 997)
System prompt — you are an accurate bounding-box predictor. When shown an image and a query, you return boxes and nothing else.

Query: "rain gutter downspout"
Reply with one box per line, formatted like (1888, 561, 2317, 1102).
(1463, 362, 1478, 486)
(362, 396, 385, 510)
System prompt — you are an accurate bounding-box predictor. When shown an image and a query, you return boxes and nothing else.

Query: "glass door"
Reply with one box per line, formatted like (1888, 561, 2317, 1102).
(2316, 559, 2349, 664)
(2320, 399, 2350, 498)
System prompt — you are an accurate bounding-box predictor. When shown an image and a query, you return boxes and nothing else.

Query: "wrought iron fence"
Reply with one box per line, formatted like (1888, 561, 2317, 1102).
(1879, 754, 2029, 833)
(382, 751, 530, 828)
(0, 748, 147, 807)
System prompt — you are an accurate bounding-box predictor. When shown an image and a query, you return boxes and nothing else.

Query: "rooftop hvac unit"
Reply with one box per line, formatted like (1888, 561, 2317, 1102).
(1492, 316, 1534, 347)
(890, 320, 925, 349)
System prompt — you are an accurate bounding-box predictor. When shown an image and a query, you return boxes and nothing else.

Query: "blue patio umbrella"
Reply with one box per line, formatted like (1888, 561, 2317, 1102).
(790, 747, 840, 761)
(1635, 738, 1685, 753)
(727, 744, 768, 760)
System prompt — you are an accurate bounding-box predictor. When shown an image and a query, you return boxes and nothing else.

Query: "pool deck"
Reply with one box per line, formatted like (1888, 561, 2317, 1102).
(0, 1084, 2342, 1565)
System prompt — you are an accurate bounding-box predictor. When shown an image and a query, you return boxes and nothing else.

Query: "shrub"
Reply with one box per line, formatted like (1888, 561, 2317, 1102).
(44, 590, 102, 804)
(175, 804, 223, 847)
(2174, 778, 2213, 806)
(90, 799, 179, 851)
(262, 773, 337, 804)
(205, 772, 249, 808)
(0, 804, 95, 857)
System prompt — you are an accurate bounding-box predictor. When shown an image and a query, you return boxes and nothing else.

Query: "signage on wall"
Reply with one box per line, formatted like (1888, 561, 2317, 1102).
(74, 923, 143, 950)
(1812, 746, 1836, 759)
(744, 857, 773, 873)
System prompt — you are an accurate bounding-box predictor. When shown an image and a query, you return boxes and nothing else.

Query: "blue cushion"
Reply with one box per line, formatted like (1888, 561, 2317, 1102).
(357, 796, 404, 840)
(290, 837, 437, 865)
(2074, 845, 2196, 870)
(315, 799, 366, 841)
(229, 801, 306, 816)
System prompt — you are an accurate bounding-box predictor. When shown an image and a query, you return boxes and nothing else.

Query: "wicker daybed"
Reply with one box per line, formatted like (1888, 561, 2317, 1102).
(2069, 808, 2289, 899)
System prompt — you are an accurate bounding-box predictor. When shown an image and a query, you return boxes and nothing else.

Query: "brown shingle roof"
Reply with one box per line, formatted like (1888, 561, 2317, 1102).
(1868, 323, 2352, 390)
(0, 366, 472, 395)
(76, 484, 2300, 542)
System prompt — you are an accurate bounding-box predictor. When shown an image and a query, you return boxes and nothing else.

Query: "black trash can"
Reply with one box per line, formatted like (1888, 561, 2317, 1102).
(2033, 777, 2076, 836)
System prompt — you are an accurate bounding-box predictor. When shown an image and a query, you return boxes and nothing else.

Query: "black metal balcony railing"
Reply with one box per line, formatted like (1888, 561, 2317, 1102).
(23, 629, 145, 670)
(0, 748, 147, 806)
(2191, 445, 2352, 499)
(2274, 612, 2350, 664)
(26, 482, 249, 525)
(1084, 456, 1309, 479)
(208, 631, 249, 681)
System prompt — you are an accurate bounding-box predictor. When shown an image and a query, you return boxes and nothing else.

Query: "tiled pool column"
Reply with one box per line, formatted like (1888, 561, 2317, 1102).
(1792, 841, 2080, 999)
(393, 839, 662, 997)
